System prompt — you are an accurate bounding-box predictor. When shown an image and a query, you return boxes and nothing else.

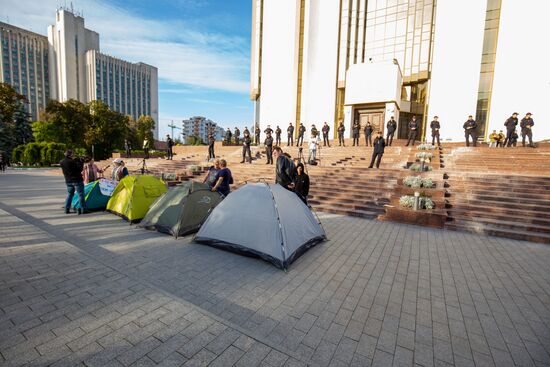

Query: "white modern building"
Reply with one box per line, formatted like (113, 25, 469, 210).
(0, 22, 51, 120)
(182, 116, 225, 143)
(250, 0, 550, 143)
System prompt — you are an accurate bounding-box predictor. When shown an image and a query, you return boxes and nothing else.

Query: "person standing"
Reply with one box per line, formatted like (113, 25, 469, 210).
(503, 112, 519, 147)
(287, 123, 294, 146)
(243, 126, 250, 137)
(291, 163, 310, 205)
(81, 157, 104, 184)
(405, 116, 419, 146)
(111, 158, 129, 181)
(322, 122, 330, 147)
(225, 128, 232, 144)
(520, 112, 535, 147)
(208, 134, 216, 160)
(310, 124, 319, 139)
(143, 137, 151, 159)
(275, 126, 282, 146)
(166, 134, 174, 160)
(463, 115, 478, 147)
(124, 139, 132, 158)
(60, 150, 86, 214)
(211, 159, 233, 197)
(497, 130, 505, 147)
(430, 116, 441, 146)
(254, 126, 261, 144)
(0, 150, 6, 172)
(352, 121, 360, 146)
(337, 121, 345, 146)
(264, 125, 274, 137)
(364, 121, 373, 147)
(489, 130, 499, 148)
(297, 123, 306, 146)
(265, 132, 274, 164)
(368, 131, 385, 169)
(241, 131, 252, 163)
(273, 146, 296, 190)
(308, 133, 320, 163)
(203, 159, 221, 188)
(234, 127, 240, 145)
(386, 116, 397, 146)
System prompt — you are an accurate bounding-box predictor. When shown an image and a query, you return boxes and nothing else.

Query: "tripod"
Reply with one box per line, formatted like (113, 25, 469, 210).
(138, 158, 149, 174)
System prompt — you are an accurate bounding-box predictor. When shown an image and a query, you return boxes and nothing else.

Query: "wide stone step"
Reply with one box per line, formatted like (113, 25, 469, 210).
(445, 221, 550, 244)
(447, 203, 550, 221)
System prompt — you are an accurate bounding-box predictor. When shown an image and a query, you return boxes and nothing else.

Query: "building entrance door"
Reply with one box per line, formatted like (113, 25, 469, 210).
(359, 111, 384, 134)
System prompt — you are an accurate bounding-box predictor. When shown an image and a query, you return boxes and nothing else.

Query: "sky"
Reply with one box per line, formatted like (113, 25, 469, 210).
(0, 0, 253, 139)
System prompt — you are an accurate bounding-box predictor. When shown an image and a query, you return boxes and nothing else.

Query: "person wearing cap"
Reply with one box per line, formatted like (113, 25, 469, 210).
(463, 115, 478, 147)
(520, 113, 535, 147)
(287, 123, 294, 146)
(234, 127, 241, 145)
(243, 126, 250, 137)
(297, 123, 306, 146)
(241, 130, 252, 163)
(405, 116, 419, 147)
(368, 131, 385, 169)
(111, 158, 129, 181)
(322, 122, 331, 147)
(225, 128, 232, 144)
(337, 121, 345, 146)
(488, 130, 499, 148)
(430, 116, 441, 146)
(386, 116, 397, 146)
(265, 131, 274, 164)
(364, 121, 373, 147)
(254, 126, 261, 144)
(166, 134, 174, 160)
(59, 150, 86, 214)
(352, 120, 360, 146)
(264, 125, 273, 136)
(503, 112, 519, 147)
(275, 125, 282, 146)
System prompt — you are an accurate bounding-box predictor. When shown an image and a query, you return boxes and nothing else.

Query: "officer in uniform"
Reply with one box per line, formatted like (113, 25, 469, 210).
(463, 115, 478, 147)
(225, 128, 232, 144)
(275, 125, 282, 146)
(264, 125, 273, 137)
(297, 123, 306, 146)
(208, 134, 215, 159)
(405, 116, 419, 146)
(234, 127, 240, 145)
(287, 123, 294, 146)
(520, 112, 535, 147)
(265, 132, 274, 164)
(503, 112, 518, 147)
(241, 131, 252, 163)
(254, 126, 261, 144)
(311, 124, 318, 139)
(430, 116, 441, 146)
(337, 121, 345, 146)
(322, 122, 330, 147)
(352, 120, 360, 146)
(386, 116, 397, 146)
(364, 121, 373, 147)
(368, 131, 385, 169)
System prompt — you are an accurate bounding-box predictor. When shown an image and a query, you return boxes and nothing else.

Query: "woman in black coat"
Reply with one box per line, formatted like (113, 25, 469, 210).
(292, 163, 310, 205)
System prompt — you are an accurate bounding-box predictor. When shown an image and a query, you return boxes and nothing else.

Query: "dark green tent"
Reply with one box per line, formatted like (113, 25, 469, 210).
(139, 181, 223, 237)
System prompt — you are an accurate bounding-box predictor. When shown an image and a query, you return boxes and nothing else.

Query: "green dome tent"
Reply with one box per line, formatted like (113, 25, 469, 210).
(71, 179, 116, 211)
(106, 175, 167, 223)
(139, 181, 223, 238)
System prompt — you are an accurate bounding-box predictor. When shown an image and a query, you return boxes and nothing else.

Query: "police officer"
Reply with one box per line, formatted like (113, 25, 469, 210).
(297, 123, 306, 146)
(322, 122, 330, 147)
(234, 127, 241, 145)
(430, 116, 441, 146)
(364, 121, 373, 147)
(264, 125, 273, 137)
(208, 134, 215, 160)
(352, 120, 360, 146)
(287, 123, 294, 146)
(243, 126, 250, 137)
(405, 116, 419, 146)
(368, 131, 385, 169)
(503, 112, 519, 147)
(337, 121, 345, 146)
(311, 124, 318, 139)
(241, 131, 252, 163)
(254, 126, 261, 144)
(265, 132, 274, 164)
(275, 125, 282, 146)
(225, 128, 232, 144)
(520, 112, 535, 147)
(463, 115, 477, 147)
(386, 116, 397, 146)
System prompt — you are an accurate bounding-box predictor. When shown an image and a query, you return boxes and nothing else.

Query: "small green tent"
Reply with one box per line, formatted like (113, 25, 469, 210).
(139, 181, 223, 237)
(71, 180, 112, 211)
(106, 175, 167, 223)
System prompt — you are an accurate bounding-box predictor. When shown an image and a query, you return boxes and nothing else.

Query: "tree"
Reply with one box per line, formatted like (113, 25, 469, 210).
(136, 115, 156, 147)
(13, 108, 33, 146)
(43, 99, 90, 147)
(0, 82, 29, 158)
(85, 100, 129, 160)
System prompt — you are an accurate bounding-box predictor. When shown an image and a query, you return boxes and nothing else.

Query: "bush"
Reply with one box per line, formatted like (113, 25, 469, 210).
(417, 143, 436, 150)
(415, 152, 434, 159)
(12, 145, 25, 163)
(410, 163, 432, 172)
(41, 143, 67, 165)
(403, 176, 434, 188)
(11, 142, 68, 166)
(399, 195, 435, 210)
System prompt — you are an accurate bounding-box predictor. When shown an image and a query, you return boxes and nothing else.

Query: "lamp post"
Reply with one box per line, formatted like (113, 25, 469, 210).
(167, 120, 181, 140)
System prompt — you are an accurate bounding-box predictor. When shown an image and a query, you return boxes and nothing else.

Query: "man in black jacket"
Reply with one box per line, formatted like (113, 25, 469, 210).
(322, 122, 330, 147)
(225, 128, 232, 144)
(234, 127, 241, 145)
(273, 146, 296, 190)
(463, 115, 477, 147)
(265, 132, 274, 164)
(337, 121, 345, 146)
(208, 134, 215, 160)
(368, 131, 385, 169)
(503, 112, 518, 147)
(60, 150, 86, 214)
(241, 132, 252, 163)
(254, 126, 261, 144)
(287, 123, 294, 146)
(166, 135, 174, 160)
(405, 116, 419, 146)
(297, 123, 306, 146)
(364, 122, 373, 147)
(386, 116, 397, 146)
(275, 126, 282, 146)
(352, 121, 360, 146)
(430, 116, 441, 146)
(520, 112, 535, 147)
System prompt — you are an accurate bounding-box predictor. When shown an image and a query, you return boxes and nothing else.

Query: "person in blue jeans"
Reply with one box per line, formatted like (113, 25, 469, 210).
(59, 150, 87, 214)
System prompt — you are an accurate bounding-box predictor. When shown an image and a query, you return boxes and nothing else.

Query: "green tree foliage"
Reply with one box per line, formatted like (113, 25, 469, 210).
(42, 99, 90, 147)
(11, 142, 66, 166)
(0, 82, 33, 158)
(136, 115, 156, 147)
(85, 100, 129, 160)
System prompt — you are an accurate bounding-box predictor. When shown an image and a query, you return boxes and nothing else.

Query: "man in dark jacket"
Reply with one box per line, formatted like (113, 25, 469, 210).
(368, 131, 385, 169)
(430, 116, 441, 146)
(364, 122, 373, 147)
(520, 112, 535, 147)
(297, 123, 306, 146)
(166, 135, 174, 160)
(275, 126, 282, 146)
(287, 123, 294, 146)
(503, 112, 519, 147)
(254, 126, 261, 144)
(322, 122, 330, 147)
(241, 131, 252, 163)
(60, 150, 86, 214)
(386, 116, 397, 146)
(208, 134, 215, 160)
(337, 121, 345, 146)
(234, 127, 241, 145)
(265, 132, 274, 164)
(463, 115, 478, 147)
(405, 116, 419, 146)
(273, 146, 296, 190)
(352, 121, 360, 146)
(225, 128, 232, 144)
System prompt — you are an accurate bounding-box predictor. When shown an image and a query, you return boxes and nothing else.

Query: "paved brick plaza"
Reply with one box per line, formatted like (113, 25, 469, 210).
(0, 171, 549, 367)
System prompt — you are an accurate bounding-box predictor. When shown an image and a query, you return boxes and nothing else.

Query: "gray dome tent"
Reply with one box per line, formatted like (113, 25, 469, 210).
(194, 182, 326, 269)
(139, 181, 223, 237)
